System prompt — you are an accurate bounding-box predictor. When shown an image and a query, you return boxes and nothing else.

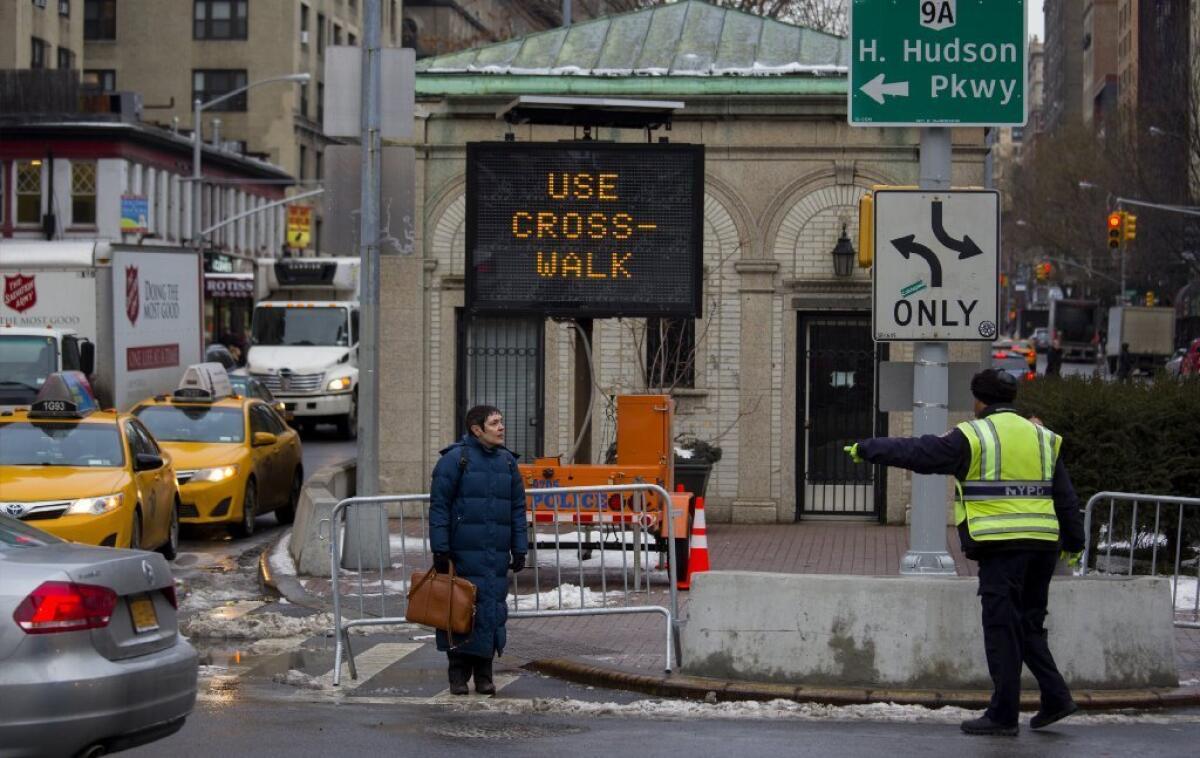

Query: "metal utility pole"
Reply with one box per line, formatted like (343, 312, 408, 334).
(563, 0, 572, 27)
(900, 127, 957, 576)
(358, 0, 382, 498)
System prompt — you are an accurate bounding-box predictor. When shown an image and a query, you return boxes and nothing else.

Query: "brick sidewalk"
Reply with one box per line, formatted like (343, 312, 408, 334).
(295, 520, 1198, 688)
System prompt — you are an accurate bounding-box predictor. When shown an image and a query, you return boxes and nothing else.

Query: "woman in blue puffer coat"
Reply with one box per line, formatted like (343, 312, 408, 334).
(428, 404, 528, 695)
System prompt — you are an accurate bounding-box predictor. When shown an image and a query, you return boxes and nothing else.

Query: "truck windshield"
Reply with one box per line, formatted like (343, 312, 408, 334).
(251, 307, 349, 347)
(0, 335, 56, 405)
(0, 421, 124, 467)
(134, 405, 246, 443)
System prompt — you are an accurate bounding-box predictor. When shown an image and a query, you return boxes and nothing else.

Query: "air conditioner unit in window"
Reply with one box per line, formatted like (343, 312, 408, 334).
(301, 30, 310, 45)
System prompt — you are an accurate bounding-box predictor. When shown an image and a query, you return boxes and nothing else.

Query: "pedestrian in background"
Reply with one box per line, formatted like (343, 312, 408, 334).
(845, 368, 1085, 736)
(429, 405, 528, 695)
(1045, 336, 1064, 377)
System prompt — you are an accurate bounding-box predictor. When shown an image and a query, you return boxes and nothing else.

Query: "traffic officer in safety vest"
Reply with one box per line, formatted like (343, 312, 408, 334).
(845, 368, 1085, 736)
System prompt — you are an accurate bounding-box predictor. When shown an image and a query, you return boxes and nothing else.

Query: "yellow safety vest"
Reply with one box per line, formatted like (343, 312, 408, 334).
(954, 412, 1061, 543)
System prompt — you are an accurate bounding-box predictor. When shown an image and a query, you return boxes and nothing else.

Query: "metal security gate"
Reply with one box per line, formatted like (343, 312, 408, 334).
(797, 314, 884, 519)
(456, 313, 544, 460)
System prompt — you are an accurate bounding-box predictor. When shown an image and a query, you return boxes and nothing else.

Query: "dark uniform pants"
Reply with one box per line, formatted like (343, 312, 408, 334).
(977, 549, 1073, 725)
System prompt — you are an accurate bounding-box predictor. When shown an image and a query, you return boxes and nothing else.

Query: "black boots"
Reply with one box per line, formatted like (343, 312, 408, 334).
(447, 653, 471, 696)
(1030, 701, 1079, 729)
(960, 715, 1018, 736)
(473, 656, 495, 695)
(447, 653, 495, 696)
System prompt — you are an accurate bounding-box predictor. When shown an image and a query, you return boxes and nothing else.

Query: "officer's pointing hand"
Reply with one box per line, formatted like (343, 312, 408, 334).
(844, 443, 863, 464)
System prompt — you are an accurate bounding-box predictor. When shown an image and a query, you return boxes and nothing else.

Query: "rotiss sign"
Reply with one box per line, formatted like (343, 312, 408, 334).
(466, 143, 704, 318)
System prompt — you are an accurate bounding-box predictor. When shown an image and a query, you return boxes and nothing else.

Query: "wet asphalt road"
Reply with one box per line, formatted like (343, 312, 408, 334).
(126, 697, 1200, 758)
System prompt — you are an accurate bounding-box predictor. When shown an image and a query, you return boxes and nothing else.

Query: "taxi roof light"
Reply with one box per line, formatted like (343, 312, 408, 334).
(173, 362, 234, 403)
(26, 372, 98, 419)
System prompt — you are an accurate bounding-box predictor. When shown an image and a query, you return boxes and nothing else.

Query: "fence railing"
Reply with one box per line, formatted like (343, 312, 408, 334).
(327, 483, 683, 686)
(1081, 491, 1200, 629)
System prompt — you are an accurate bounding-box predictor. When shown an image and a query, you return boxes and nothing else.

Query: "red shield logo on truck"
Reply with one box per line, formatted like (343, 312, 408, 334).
(3, 274, 37, 313)
(125, 266, 139, 325)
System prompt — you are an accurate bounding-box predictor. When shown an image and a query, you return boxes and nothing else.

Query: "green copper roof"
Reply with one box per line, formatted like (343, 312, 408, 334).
(415, 1, 848, 80)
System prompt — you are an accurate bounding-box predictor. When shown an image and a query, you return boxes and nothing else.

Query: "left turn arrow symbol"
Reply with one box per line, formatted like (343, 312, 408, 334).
(861, 74, 910, 105)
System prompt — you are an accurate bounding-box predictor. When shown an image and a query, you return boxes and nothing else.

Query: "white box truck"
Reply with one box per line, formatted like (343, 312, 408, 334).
(1105, 306, 1176, 375)
(1, 241, 203, 410)
(247, 258, 360, 438)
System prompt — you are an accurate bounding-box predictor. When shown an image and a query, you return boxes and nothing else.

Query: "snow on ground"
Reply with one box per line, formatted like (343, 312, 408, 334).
(444, 697, 1200, 725)
(1171, 576, 1199, 613)
(183, 610, 335, 640)
(388, 534, 432, 557)
(508, 582, 614, 611)
(268, 532, 297, 577)
(179, 583, 263, 613)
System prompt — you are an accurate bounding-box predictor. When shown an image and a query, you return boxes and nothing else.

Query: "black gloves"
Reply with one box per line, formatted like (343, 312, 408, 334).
(509, 553, 526, 573)
(433, 552, 450, 574)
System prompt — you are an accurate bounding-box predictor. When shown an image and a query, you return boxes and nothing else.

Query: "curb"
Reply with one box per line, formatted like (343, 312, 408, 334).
(258, 530, 334, 613)
(526, 658, 1200, 711)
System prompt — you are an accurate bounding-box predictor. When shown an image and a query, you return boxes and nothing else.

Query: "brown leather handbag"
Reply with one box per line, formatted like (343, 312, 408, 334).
(406, 561, 476, 636)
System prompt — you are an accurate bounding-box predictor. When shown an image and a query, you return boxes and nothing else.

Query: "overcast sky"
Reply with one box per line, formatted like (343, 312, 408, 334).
(1028, 1, 1044, 41)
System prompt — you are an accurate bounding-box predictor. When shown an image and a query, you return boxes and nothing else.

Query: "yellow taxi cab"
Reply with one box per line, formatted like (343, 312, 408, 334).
(132, 363, 303, 538)
(0, 372, 180, 557)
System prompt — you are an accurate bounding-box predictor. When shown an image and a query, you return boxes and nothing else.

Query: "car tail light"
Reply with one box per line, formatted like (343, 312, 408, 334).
(1025, 371, 1036, 382)
(161, 585, 178, 609)
(993, 351, 1009, 358)
(12, 581, 118, 634)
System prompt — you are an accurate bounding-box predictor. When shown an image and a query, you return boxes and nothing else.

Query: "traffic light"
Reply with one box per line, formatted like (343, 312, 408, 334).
(1035, 262, 1051, 281)
(1124, 213, 1137, 242)
(1107, 212, 1124, 249)
(1146, 290, 1156, 307)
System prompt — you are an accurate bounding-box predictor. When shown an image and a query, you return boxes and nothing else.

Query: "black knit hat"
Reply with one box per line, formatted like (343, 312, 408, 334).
(970, 368, 1019, 406)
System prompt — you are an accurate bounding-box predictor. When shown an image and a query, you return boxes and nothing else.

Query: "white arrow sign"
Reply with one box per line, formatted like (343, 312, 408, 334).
(860, 74, 910, 105)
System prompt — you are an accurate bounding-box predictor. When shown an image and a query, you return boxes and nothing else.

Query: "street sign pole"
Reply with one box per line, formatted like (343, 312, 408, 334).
(900, 127, 957, 576)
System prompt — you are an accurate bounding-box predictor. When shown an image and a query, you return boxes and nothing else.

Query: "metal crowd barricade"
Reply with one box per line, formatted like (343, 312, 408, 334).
(1081, 491, 1200, 629)
(327, 483, 682, 687)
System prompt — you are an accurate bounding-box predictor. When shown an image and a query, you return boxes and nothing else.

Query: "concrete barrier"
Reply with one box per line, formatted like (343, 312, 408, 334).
(289, 458, 356, 577)
(681, 572, 1178, 690)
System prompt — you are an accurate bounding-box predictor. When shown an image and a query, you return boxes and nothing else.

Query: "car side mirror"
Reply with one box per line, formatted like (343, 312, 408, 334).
(134, 453, 163, 471)
(80, 340, 96, 376)
(252, 432, 278, 447)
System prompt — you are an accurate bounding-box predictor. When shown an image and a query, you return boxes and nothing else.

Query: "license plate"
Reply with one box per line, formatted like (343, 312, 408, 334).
(129, 594, 159, 634)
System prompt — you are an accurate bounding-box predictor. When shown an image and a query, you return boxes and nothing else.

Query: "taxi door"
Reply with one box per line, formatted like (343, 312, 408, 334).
(248, 403, 283, 505)
(124, 420, 170, 546)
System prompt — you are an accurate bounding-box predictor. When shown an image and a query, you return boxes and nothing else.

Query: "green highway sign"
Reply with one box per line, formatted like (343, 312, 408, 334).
(849, 0, 1027, 127)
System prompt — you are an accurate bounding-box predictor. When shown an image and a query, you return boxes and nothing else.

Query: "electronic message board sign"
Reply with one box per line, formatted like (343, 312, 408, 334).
(465, 142, 704, 318)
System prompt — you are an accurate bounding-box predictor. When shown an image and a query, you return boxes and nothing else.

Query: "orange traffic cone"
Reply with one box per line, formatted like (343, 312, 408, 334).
(677, 496, 710, 590)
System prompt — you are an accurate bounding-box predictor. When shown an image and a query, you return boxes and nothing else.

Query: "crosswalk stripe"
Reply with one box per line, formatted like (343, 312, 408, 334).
(320, 642, 423, 689)
(429, 674, 519, 700)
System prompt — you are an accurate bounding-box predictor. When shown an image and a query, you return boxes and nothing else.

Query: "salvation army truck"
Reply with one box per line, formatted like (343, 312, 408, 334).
(0, 241, 203, 410)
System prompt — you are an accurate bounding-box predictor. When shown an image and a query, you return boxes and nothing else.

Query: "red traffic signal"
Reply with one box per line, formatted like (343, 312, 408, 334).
(1107, 212, 1123, 249)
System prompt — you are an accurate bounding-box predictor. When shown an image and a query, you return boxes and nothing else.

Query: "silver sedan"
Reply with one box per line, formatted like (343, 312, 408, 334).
(0, 515, 197, 757)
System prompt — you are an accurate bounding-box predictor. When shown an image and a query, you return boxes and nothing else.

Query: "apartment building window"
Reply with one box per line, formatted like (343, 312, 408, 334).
(16, 161, 43, 225)
(317, 13, 325, 54)
(645, 318, 696, 389)
(30, 38, 48, 69)
(194, 0, 248, 40)
(298, 145, 307, 181)
(84, 0, 117, 40)
(389, 1, 396, 44)
(348, 32, 356, 46)
(82, 69, 116, 91)
(193, 69, 248, 111)
(59, 0, 71, 16)
(32, 0, 48, 9)
(299, 82, 309, 118)
(333, 24, 342, 46)
(57, 47, 75, 69)
(315, 150, 323, 181)
(316, 82, 324, 124)
(300, 4, 309, 46)
(69, 161, 98, 226)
